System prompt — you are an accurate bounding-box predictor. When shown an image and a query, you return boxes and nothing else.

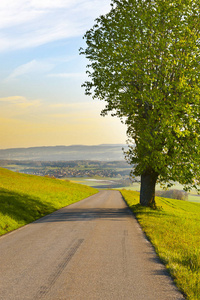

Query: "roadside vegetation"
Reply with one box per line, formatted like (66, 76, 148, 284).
(0, 168, 98, 236)
(121, 190, 200, 300)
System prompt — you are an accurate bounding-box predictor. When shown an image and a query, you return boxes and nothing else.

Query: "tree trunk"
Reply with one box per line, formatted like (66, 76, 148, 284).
(140, 169, 158, 207)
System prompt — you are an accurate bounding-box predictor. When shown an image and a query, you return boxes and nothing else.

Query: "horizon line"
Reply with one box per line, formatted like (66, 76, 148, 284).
(0, 143, 128, 151)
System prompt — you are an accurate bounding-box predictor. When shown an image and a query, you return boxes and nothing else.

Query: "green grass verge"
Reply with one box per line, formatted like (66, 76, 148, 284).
(120, 190, 200, 300)
(0, 168, 98, 236)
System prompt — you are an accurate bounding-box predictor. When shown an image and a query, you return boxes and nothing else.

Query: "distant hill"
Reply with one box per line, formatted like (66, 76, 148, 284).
(0, 144, 128, 161)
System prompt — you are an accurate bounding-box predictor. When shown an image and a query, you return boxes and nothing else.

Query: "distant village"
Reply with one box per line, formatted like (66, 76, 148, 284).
(20, 166, 130, 179)
(0, 160, 133, 180)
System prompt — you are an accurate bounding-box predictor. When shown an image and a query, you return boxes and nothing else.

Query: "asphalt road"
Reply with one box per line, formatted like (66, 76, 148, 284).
(0, 190, 184, 300)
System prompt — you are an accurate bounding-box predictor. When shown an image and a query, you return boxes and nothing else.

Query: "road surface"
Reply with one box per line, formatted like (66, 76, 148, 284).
(0, 190, 184, 300)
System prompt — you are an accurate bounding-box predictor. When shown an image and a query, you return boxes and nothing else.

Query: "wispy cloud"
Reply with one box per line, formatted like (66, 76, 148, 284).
(0, 96, 41, 108)
(5, 60, 55, 81)
(0, 96, 26, 103)
(0, 0, 111, 52)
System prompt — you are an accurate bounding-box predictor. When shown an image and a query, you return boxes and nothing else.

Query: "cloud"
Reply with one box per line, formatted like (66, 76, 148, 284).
(0, 96, 41, 109)
(0, 96, 27, 103)
(0, 0, 111, 52)
(5, 60, 55, 81)
(30, 0, 74, 9)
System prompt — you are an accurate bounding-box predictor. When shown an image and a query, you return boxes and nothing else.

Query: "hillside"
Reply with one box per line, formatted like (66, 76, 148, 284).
(0, 144, 128, 161)
(0, 168, 98, 236)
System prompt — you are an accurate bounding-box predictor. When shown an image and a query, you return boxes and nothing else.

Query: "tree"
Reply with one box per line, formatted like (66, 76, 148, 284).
(80, 0, 200, 207)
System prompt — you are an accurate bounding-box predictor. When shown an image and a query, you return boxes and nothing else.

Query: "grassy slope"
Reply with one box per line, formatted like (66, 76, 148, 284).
(0, 168, 98, 236)
(120, 190, 200, 300)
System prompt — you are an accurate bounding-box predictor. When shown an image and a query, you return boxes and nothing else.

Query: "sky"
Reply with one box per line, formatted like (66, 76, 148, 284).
(0, 0, 127, 149)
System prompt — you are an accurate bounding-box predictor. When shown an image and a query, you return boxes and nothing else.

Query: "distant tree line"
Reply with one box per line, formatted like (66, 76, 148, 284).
(156, 190, 188, 201)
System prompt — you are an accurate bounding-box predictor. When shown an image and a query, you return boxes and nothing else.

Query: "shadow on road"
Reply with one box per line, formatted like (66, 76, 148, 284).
(34, 207, 132, 223)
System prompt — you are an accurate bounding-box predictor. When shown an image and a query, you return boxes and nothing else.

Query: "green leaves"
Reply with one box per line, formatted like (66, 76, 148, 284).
(80, 0, 200, 191)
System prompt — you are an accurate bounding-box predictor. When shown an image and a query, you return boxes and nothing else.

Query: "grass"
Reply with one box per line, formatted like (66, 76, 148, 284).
(0, 168, 98, 236)
(120, 190, 200, 300)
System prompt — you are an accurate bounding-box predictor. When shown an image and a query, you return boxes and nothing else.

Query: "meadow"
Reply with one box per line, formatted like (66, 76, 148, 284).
(121, 190, 200, 300)
(0, 168, 98, 236)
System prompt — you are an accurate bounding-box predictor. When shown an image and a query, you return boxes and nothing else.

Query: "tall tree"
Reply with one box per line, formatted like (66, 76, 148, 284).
(80, 0, 200, 207)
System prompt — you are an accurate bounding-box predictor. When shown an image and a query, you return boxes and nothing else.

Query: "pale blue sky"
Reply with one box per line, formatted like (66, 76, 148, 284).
(0, 0, 127, 149)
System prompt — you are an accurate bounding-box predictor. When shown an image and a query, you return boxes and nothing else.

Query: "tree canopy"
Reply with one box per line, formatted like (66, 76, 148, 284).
(80, 0, 200, 206)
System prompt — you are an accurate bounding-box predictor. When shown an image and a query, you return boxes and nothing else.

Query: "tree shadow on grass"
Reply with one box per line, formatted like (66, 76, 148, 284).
(128, 203, 173, 219)
(0, 188, 56, 231)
